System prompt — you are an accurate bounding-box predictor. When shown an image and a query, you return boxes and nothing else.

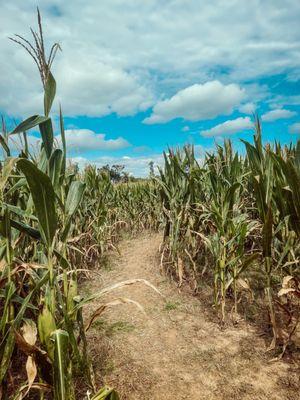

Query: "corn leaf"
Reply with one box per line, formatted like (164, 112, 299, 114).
(39, 118, 54, 159)
(11, 115, 48, 134)
(44, 71, 56, 117)
(52, 329, 74, 400)
(17, 159, 57, 247)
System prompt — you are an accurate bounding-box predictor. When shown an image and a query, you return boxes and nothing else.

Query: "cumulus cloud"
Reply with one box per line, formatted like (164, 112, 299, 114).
(0, 49, 153, 117)
(201, 117, 252, 137)
(261, 109, 297, 122)
(239, 102, 256, 114)
(55, 56, 153, 117)
(0, 3, 154, 118)
(57, 129, 130, 151)
(143, 81, 245, 124)
(3, 129, 130, 156)
(289, 122, 300, 134)
(268, 94, 300, 109)
(1, 1, 300, 118)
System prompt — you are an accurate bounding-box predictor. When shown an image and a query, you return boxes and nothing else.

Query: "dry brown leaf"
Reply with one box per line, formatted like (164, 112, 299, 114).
(85, 297, 145, 332)
(0, 259, 6, 272)
(25, 356, 37, 394)
(278, 288, 295, 297)
(282, 275, 294, 289)
(237, 278, 251, 291)
(91, 278, 162, 299)
(21, 320, 37, 346)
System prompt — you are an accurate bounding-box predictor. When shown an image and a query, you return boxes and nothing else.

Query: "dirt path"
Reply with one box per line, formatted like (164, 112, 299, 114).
(82, 232, 299, 400)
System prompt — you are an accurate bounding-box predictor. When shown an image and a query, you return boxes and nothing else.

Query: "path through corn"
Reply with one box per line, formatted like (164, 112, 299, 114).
(82, 232, 298, 400)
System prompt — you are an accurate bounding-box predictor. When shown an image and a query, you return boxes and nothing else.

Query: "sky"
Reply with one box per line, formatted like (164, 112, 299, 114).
(0, 0, 300, 176)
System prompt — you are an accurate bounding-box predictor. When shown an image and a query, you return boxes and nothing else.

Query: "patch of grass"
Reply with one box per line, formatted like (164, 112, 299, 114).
(106, 321, 135, 336)
(92, 318, 135, 336)
(92, 319, 107, 330)
(164, 301, 180, 311)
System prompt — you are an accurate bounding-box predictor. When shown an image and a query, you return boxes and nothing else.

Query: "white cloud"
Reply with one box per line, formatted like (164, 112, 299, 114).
(0, 4, 154, 118)
(289, 122, 300, 134)
(4, 129, 129, 155)
(261, 108, 297, 122)
(268, 95, 300, 109)
(239, 102, 256, 114)
(55, 56, 153, 117)
(143, 81, 245, 124)
(201, 117, 252, 137)
(58, 129, 130, 151)
(0, 49, 153, 117)
(1, 1, 300, 118)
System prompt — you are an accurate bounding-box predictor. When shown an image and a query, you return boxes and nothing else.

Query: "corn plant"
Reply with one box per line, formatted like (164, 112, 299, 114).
(0, 11, 160, 399)
(157, 124, 300, 347)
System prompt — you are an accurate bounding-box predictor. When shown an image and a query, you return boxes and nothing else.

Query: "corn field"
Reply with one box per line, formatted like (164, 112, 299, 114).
(1, 9, 300, 400)
(157, 127, 300, 351)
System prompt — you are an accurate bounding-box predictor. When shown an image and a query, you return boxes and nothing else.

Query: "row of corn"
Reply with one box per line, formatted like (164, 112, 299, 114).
(0, 12, 160, 400)
(156, 121, 300, 354)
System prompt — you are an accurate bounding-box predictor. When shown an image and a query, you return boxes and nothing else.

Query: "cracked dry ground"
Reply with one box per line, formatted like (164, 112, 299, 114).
(82, 232, 299, 400)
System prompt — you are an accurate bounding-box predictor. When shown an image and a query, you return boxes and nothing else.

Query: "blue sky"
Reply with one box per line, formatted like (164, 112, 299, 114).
(0, 1, 300, 175)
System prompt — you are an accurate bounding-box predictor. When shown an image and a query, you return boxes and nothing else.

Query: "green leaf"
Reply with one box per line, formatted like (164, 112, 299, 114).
(59, 105, 66, 156)
(61, 181, 85, 241)
(54, 249, 71, 270)
(0, 282, 16, 332)
(11, 219, 40, 240)
(0, 134, 10, 157)
(65, 181, 86, 217)
(17, 159, 57, 247)
(59, 105, 66, 181)
(49, 149, 64, 191)
(39, 118, 54, 159)
(0, 215, 41, 240)
(38, 303, 56, 360)
(296, 140, 300, 169)
(224, 182, 240, 210)
(44, 71, 56, 117)
(22, 131, 29, 157)
(262, 205, 273, 258)
(1, 203, 37, 221)
(5, 177, 27, 196)
(12, 270, 50, 328)
(0, 208, 11, 240)
(51, 329, 74, 400)
(10, 115, 48, 134)
(0, 271, 50, 384)
(0, 327, 15, 384)
(91, 387, 119, 400)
